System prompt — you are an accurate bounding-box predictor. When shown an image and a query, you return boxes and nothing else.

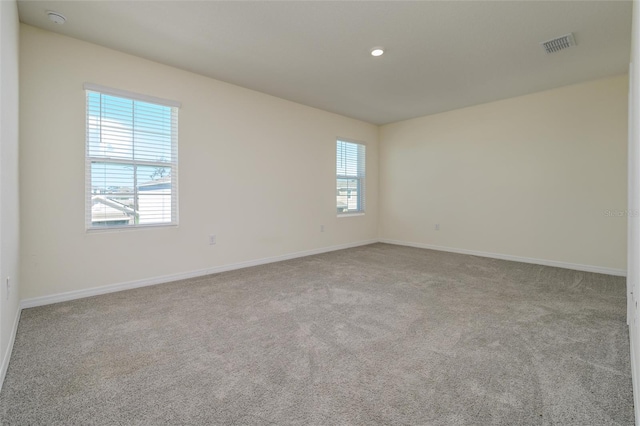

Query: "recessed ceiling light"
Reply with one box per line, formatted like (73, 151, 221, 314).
(370, 48, 384, 57)
(46, 11, 66, 25)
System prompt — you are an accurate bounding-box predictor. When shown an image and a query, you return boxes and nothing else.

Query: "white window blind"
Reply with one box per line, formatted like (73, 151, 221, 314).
(336, 139, 366, 214)
(85, 85, 179, 229)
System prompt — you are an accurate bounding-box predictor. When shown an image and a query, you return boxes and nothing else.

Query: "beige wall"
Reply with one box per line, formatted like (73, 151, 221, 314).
(380, 75, 628, 271)
(0, 0, 21, 384)
(627, 2, 639, 422)
(19, 24, 378, 300)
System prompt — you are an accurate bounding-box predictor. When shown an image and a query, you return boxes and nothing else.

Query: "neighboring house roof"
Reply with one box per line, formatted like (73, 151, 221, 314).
(138, 177, 171, 192)
(91, 196, 135, 223)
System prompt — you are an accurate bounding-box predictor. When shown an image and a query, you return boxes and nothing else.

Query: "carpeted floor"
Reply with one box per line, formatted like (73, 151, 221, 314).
(0, 243, 633, 425)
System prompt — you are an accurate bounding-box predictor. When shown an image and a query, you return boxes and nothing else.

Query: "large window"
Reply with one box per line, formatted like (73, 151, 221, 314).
(336, 139, 366, 214)
(85, 84, 179, 229)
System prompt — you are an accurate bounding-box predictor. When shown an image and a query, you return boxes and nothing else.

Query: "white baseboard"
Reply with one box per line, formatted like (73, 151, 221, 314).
(21, 237, 625, 310)
(20, 239, 378, 309)
(378, 239, 627, 277)
(0, 306, 21, 392)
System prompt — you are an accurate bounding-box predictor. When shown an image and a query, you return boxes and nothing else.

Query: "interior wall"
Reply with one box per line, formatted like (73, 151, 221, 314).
(627, 1, 639, 423)
(0, 0, 21, 386)
(379, 75, 628, 272)
(19, 24, 378, 301)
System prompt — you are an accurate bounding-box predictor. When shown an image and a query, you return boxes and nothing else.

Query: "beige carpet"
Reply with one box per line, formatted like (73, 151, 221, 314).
(0, 243, 633, 425)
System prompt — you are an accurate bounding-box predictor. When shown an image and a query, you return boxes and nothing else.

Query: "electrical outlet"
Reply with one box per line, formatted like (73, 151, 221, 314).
(435, 224, 440, 231)
(209, 235, 216, 245)
(320, 225, 325, 232)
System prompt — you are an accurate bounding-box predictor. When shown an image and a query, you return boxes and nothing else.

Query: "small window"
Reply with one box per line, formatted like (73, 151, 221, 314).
(85, 84, 179, 229)
(336, 139, 366, 214)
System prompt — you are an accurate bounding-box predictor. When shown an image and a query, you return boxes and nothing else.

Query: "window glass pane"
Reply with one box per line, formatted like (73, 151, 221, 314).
(337, 141, 360, 176)
(134, 133, 172, 163)
(138, 164, 171, 183)
(91, 162, 134, 194)
(337, 178, 360, 213)
(90, 163, 136, 227)
(137, 165, 172, 225)
(138, 193, 172, 224)
(133, 101, 173, 162)
(87, 92, 134, 160)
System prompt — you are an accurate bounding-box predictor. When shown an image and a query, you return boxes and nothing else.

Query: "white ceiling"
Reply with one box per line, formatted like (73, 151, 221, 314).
(17, 0, 632, 125)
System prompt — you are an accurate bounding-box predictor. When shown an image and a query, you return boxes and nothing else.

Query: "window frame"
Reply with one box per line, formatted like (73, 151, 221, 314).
(336, 138, 366, 216)
(84, 83, 180, 231)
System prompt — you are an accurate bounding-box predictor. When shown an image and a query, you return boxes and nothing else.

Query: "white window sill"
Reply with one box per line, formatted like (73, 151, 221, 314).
(337, 213, 365, 218)
(87, 223, 178, 233)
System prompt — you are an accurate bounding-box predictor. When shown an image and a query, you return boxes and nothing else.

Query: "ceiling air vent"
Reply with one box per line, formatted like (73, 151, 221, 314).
(540, 33, 576, 54)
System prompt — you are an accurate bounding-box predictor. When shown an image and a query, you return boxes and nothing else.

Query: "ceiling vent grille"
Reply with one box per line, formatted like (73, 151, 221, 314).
(541, 33, 576, 54)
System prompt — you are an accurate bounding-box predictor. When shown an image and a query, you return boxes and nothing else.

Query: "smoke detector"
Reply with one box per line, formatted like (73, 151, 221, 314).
(46, 11, 66, 25)
(541, 33, 576, 54)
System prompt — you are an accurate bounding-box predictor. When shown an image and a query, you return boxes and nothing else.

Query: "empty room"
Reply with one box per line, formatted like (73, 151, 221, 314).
(1, 0, 639, 424)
